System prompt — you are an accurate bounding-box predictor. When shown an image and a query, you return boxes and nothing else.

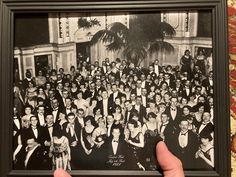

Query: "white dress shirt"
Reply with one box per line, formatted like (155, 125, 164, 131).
(103, 99, 108, 116)
(112, 139, 119, 155)
(178, 131, 188, 148)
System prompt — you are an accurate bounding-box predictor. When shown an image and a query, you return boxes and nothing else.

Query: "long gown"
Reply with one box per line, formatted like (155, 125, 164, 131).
(143, 123, 160, 170)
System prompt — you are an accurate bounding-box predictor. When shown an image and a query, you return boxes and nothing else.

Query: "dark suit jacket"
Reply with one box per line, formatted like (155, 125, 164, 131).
(96, 99, 113, 116)
(108, 91, 124, 107)
(162, 122, 175, 149)
(25, 145, 45, 170)
(134, 105, 147, 124)
(14, 144, 45, 170)
(197, 122, 214, 137)
(124, 108, 137, 124)
(171, 130, 199, 169)
(103, 137, 127, 170)
(182, 86, 193, 98)
(165, 106, 182, 129)
(63, 121, 82, 147)
(25, 126, 50, 146)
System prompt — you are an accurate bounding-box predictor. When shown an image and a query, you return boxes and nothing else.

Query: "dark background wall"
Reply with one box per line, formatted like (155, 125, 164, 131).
(14, 13, 49, 48)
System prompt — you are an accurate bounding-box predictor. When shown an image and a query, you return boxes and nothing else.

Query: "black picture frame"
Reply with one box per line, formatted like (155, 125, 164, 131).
(0, 0, 230, 177)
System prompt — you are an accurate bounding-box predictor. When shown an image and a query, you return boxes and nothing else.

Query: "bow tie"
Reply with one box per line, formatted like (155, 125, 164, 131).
(181, 132, 188, 136)
(48, 125, 53, 128)
(53, 108, 58, 111)
(171, 108, 176, 111)
(113, 140, 119, 143)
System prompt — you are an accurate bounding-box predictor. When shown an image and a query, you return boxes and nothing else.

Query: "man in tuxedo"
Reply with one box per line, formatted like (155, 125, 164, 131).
(164, 73, 175, 89)
(21, 138, 45, 170)
(96, 90, 112, 117)
(43, 113, 56, 169)
(158, 112, 175, 148)
(84, 82, 97, 100)
(134, 96, 147, 124)
(202, 71, 213, 93)
(13, 107, 21, 152)
(152, 59, 162, 77)
(197, 112, 214, 138)
(165, 97, 182, 130)
(109, 84, 123, 107)
(124, 100, 136, 124)
(104, 126, 127, 170)
(141, 88, 148, 108)
(35, 105, 46, 126)
(171, 119, 199, 169)
(182, 80, 192, 99)
(50, 98, 63, 124)
(63, 112, 82, 169)
(26, 116, 50, 148)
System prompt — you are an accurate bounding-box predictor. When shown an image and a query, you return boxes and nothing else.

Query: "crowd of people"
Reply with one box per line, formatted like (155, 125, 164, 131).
(13, 49, 214, 171)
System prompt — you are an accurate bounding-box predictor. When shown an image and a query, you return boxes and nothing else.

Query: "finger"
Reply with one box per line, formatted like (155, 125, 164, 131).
(156, 141, 185, 177)
(54, 168, 71, 177)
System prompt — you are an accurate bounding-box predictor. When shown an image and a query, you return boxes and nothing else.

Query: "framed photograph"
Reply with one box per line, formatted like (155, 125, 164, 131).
(0, 0, 230, 177)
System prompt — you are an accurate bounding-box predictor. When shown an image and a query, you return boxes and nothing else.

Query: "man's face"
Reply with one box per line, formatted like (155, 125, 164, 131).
(57, 83, 63, 90)
(125, 102, 131, 110)
(141, 74, 146, 81)
(202, 112, 210, 122)
(51, 99, 59, 109)
(25, 107, 32, 115)
(136, 97, 142, 105)
(27, 139, 36, 150)
(65, 98, 72, 107)
(171, 98, 178, 107)
(112, 85, 118, 92)
(102, 91, 108, 99)
(179, 121, 189, 132)
(130, 94, 136, 101)
(37, 107, 45, 114)
(30, 117, 38, 127)
(137, 81, 142, 88)
(149, 66, 154, 72)
(46, 115, 54, 125)
(63, 91, 68, 98)
(161, 114, 169, 123)
(141, 89, 147, 96)
(112, 128, 121, 140)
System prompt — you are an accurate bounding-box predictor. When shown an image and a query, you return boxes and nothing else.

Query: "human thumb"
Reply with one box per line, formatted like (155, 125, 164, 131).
(54, 168, 71, 177)
(156, 141, 185, 177)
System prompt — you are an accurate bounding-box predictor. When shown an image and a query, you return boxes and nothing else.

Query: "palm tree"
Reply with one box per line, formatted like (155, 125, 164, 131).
(90, 12, 176, 66)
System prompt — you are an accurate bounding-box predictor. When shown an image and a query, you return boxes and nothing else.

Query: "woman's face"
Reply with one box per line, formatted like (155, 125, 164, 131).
(182, 98, 188, 105)
(149, 116, 156, 123)
(98, 119, 105, 127)
(85, 119, 92, 126)
(183, 107, 190, 115)
(201, 138, 209, 146)
(199, 106, 204, 113)
(128, 123, 134, 131)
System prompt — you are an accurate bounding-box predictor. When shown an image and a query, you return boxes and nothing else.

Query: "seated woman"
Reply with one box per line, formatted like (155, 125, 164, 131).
(195, 134, 214, 170)
(51, 127, 71, 170)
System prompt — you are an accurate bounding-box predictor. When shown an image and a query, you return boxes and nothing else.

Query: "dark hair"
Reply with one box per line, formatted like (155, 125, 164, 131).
(127, 119, 138, 128)
(147, 112, 157, 119)
(200, 133, 213, 141)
